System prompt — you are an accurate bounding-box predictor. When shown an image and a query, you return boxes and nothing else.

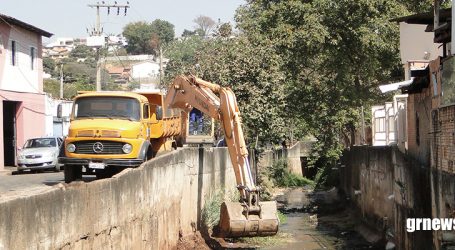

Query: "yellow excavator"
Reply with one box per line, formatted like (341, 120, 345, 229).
(164, 75, 279, 237)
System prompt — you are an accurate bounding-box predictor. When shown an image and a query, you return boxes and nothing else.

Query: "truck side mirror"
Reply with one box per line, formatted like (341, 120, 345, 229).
(156, 106, 163, 120)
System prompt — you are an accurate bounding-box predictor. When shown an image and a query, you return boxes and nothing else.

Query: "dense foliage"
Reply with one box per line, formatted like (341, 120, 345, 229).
(165, 0, 436, 186)
(123, 20, 175, 55)
(268, 159, 314, 187)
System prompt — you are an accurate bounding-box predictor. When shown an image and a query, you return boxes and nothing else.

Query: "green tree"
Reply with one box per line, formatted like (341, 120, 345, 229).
(215, 23, 233, 38)
(70, 45, 95, 59)
(43, 58, 57, 77)
(164, 36, 204, 82)
(123, 21, 155, 54)
(165, 34, 287, 143)
(123, 20, 175, 55)
(234, 0, 434, 186)
(196, 38, 287, 143)
(164, 1, 437, 187)
(63, 62, 96, 84)
(43, 79, 60, 97)
(149, 19, 175, 48)
(148, 19, 175, 84)
(43, 79, 95, 99)
(182, 29, 197, 37)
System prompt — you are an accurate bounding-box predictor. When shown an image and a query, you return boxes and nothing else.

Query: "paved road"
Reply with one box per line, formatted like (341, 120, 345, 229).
(0, 171, 64, 193)
(0, 170, 97, 199)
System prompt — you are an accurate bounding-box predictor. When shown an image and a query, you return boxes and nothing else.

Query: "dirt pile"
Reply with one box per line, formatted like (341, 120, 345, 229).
(177, 231, 211, 250)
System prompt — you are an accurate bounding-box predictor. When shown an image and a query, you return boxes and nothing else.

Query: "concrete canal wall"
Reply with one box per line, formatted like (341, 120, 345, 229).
(0, 147, 236, 249)
(340, 146, 432, 250)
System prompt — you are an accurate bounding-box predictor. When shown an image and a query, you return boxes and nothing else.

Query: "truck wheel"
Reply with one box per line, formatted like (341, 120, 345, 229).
(64, 165, 82, 183)
(95, 170, 110, 179)
(143, 148, 154, 162)
(175, 136, 184, 148)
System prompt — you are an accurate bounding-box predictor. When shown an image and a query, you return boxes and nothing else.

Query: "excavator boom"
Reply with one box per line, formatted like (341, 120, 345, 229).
(165, 75, 279, 237)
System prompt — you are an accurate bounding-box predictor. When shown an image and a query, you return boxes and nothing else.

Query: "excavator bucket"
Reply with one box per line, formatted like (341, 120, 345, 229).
(219, 201, 279, 237)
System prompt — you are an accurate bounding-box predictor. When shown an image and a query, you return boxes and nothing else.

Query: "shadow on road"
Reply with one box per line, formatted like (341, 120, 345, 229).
(42, 175, 97, 186)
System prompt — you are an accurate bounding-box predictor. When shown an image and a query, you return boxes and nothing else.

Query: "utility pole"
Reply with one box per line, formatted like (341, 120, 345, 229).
(60, 64, 64, 98)
(361, 106, 366, 145)
(159, 46, 163, 86)
(88, 2, 130, 91)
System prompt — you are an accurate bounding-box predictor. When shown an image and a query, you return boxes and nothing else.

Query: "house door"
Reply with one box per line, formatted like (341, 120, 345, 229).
(3, 101, 19, 166)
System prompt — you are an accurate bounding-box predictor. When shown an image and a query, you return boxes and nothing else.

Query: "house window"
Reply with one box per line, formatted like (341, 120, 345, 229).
(11, 40, 16, 66)
(375, 117, 385, 133)
(388, 115, 395, 132)
(30, 47, 36, 70)
(416, 112, 420, 146)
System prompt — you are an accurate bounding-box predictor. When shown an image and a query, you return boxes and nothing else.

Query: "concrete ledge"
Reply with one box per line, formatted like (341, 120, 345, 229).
(0, 147, 236, 249)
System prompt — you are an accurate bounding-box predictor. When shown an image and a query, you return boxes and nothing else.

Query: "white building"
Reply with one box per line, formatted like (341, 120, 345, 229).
(44, 96, 73, 137)
(44, 37, 75, 50)
(372, 95, 408, 150)
(131, 61, 160, 83)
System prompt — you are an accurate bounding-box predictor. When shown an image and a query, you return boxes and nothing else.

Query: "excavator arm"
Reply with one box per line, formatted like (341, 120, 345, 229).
(165, 75, 278, 237)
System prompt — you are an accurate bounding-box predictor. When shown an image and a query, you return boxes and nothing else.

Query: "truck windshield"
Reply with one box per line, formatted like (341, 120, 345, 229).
(74, 97, 141, 121)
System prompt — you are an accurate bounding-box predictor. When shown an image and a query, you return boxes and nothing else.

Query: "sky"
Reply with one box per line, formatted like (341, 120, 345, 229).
(1, 0, 246, 44)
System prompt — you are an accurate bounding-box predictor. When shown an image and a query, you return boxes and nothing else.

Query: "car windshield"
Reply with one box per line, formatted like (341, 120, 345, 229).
(73, 96, 141, 121)
(24, 138, 57, 148)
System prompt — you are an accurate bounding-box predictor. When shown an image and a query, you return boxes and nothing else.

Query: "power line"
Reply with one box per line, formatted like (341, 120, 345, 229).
(87, 1, 130, 91)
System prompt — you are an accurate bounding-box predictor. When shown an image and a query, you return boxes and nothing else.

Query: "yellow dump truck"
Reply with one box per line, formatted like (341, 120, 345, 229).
(59, 90, 183, 183)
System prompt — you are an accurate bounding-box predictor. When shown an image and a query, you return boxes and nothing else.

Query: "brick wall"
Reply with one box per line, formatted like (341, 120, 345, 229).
(434, 106, 455, 173)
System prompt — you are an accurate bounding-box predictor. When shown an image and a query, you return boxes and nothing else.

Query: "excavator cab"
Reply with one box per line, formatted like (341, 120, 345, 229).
(185, 111, 216, 146)
(165, 75, 279, 237)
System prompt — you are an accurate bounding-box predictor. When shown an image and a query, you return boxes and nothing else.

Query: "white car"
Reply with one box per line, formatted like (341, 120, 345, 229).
(17, 137, 63, 172)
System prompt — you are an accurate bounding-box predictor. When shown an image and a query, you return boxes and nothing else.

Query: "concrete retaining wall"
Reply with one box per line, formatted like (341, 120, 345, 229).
(340, 146, 432, 250)
(0, 147, 236, 249)
(257, 142, 303, 176)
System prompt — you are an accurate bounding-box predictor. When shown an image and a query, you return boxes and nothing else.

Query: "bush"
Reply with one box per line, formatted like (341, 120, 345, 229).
(314, 157, 340, 190)
(269, 159, 314, 187)
(201, 191, 224, 229)
(201, 189, 238, 230)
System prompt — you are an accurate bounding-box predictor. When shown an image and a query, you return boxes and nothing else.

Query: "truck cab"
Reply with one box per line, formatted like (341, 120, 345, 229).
(60, 91, 182, 183)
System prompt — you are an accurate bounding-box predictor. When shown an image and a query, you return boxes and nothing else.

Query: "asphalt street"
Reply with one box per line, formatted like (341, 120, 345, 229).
(0, 170, 97, 195)
(0, 171, 63, 193)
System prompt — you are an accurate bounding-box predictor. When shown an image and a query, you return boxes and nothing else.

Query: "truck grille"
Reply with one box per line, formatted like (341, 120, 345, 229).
(74, 141, 125, 154)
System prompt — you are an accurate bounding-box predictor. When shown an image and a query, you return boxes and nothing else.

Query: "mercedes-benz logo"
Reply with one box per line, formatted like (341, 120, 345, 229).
(93, 142, 104, 153)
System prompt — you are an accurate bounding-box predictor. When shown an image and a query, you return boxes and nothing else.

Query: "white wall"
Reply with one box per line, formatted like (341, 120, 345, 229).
(132, 62, 160, 79)
(1, 27, 41, 93)
(44, 95, 73, 137)
(372, 95, 408, 148)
